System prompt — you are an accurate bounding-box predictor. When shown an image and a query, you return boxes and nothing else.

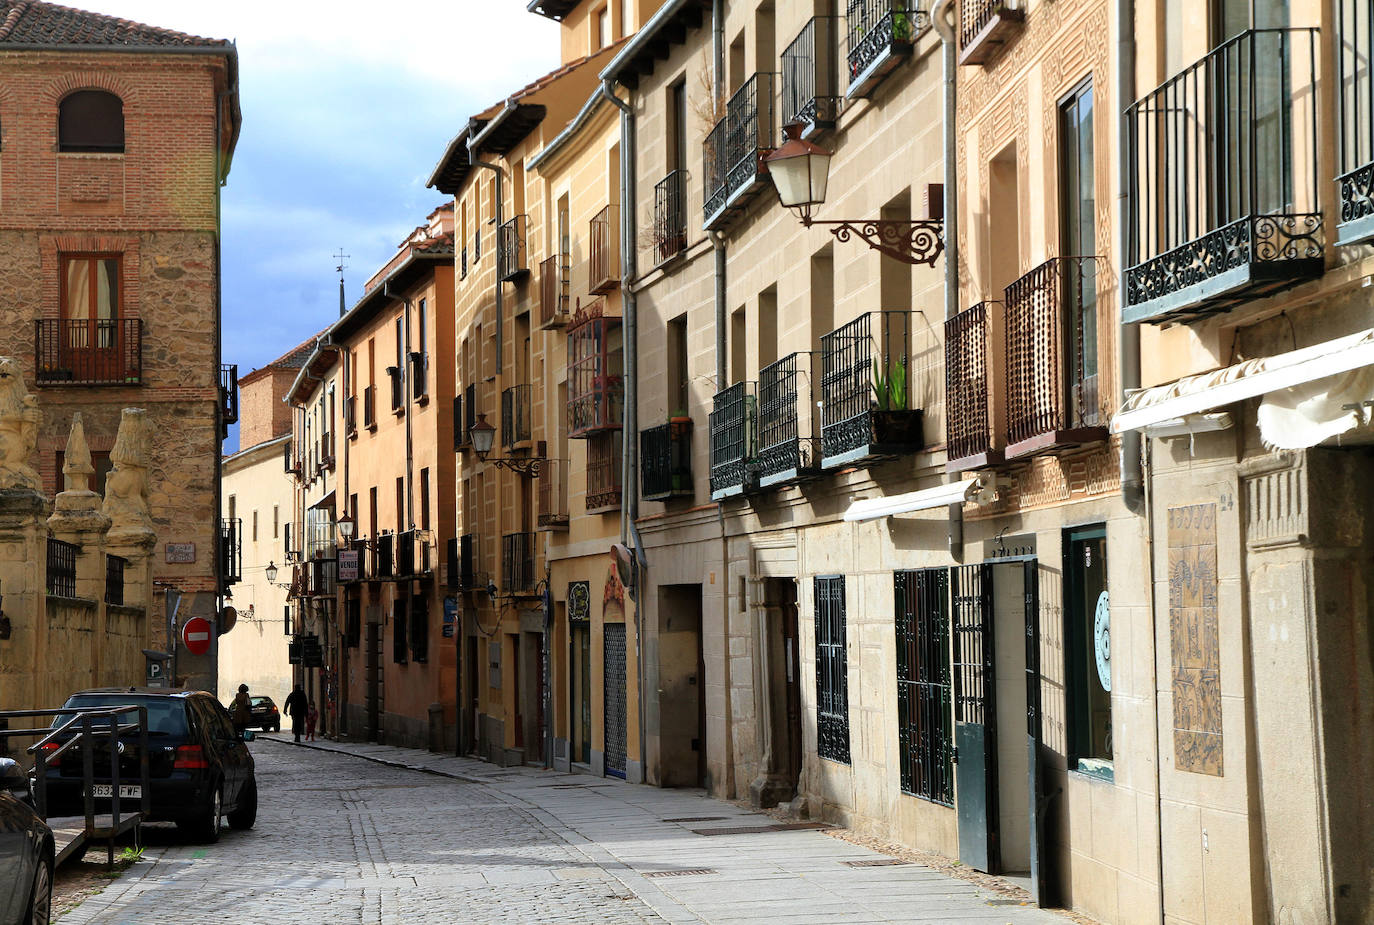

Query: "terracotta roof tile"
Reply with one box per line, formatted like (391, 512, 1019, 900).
(0, 0, 230, 48)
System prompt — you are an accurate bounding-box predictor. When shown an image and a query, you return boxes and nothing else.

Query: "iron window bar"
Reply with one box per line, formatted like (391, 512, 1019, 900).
(46, 538, 79, 599)
(501, 532, 537, 596)
(219, 364, 239, 427)
(589, 205, 620, 294)
(218, 518, 242, 587)
(35, 318, 143, 386)
(538, 253, 571, 327)
(944, 301, 1002, 469)
(104, 554, 127, 607)
(819, 311, 921, 465)
(709, 381, 758, 498)
(895, 568, 954, 806)
(537, 458, 571, 528)
(846, 1, 925, 98)
(814, 575, 852, 764)
(784, 16, 844, 130)
(1337, 0, 1374, 243)
(653, 170, 688, 264)
(498, 214, 529, 282)
(501, 384, 533, 448)
(640, 421, 693, 502)
(586, 431, 624, 513)
(757, 352, 820, 487)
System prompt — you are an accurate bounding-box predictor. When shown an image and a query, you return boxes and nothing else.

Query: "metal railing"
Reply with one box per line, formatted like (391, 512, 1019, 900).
(1004, 257, 1102, 447)
(567, 316, 624, 438)
(586, 432, 623, 512)
(47, 537, 78, 598)
(820, 311, 910, 460)
(709, 382, 757, 496)
(307, 556, 338, 598)
(35, 318, 142, 386)
(537, 458, 570, 528)
(944, 302, 996, 463)
(219, 518, 242, 586)
(704, 73, 776, 224)
(704, 119, 728, 221)
(396, 529, 417, 578)
(498, 214, 528, 281)
(219, 364, 238, 426)
(959, 0, 1013, 49)
(758, 352, 817, 482)
(376, 532, 394, 579)
(640, 421, 693, 501)
(784, 16, 843, 129)
(501, 532, 536, 595)
(1125, 28, 1322, 316)
(388, 367, 404, 411)
(539, 253, 571, 326)
(653, 171, 687, 263)
(1338, 0, 1374, 239)
(501, 384, 532, 447)
(589, 205, 620, 293)
(104, 554, 126, 606)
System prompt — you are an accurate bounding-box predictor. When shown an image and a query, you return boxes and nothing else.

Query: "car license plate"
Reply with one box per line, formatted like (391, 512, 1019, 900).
(88, 784, 142, 799)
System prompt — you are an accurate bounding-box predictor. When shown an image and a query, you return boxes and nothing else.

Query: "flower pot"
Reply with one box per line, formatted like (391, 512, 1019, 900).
(871, 408, 924, 450)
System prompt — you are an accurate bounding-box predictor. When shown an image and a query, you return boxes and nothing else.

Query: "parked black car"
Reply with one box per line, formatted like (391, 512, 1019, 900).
(38, 689, 256, 843)
(0, 758, 53, 925)
(248, 696, 280, 732)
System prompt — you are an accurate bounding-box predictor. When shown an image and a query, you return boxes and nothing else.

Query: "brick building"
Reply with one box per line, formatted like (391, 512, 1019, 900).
(0, 1, 241, 691)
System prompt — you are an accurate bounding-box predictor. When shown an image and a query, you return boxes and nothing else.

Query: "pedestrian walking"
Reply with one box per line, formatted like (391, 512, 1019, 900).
(230, 683, 252, 735)
(284, 684, 308, 743)
(305, 700, 318, 742)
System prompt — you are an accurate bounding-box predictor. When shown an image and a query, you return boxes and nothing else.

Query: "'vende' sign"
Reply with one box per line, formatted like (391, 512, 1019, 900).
(337, 549, 359, 582)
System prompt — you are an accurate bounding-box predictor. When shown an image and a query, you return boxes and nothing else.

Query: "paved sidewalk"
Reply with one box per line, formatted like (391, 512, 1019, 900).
(265, 734, 1066, 925)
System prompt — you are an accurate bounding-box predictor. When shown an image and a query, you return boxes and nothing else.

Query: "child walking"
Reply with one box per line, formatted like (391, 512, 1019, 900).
(305, 700, 318, 742)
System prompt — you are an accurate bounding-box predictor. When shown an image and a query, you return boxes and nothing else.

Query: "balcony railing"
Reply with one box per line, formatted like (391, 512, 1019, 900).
(758, 352, 820, 487)
(394, 528, 429, 578)
(219, 518, 242, 587)
(458, 533, 479, 590)
(388, 366, 404, 412)
(46, 538, 78, 599)
(589, 205, 620, 294)
(820, 312, 923, 468)
(703, 72, 776, 228)
(846, 2, 923, 99)
(784, 17, 843, 132)
(1004, 257, 1107, 458)
(537, 458, 570, 529)
(1125, 28, 1322, 324)
(501, 532, 537, 596)
(104, 554, 126, 607)
(501, 384, 532, 447)
(1339, 0, 1374, 244)
(376, 532, 395, 580)
(307, 556, 338, 598)
(653, 171, 687, 264)
(363, 385, 377, 429)
(539, 253, 571, 327)
(957, 0, 1024, 66)
(343, 538, 371, 582)
(586, 432, 623, 513)
(219, 364, 239, 428)
(498, 214, 529, 282)
(709, 382, 757, 500)
(35, 318, 142, 386)
(567, 314, 624, 438)
(944, 302, 1002, 470)
(641, 421, 693, 502)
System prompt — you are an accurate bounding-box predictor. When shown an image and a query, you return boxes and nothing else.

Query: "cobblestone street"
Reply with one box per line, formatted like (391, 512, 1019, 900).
(61, 738, 1071, 924)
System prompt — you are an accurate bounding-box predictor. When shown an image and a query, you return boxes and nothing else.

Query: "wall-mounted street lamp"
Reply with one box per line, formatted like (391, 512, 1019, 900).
(765, 122, 945, 267)
(467, 413, 543, 478)
(336, 513, 355, 541)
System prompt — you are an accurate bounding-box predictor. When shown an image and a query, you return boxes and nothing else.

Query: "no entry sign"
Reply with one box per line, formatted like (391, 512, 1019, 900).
(182, 616, 213, 656)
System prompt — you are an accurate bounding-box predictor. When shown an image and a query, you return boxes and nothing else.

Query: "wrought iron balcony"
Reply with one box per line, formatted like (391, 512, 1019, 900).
(539, 253, 571, 327)
(306, 556, 338, 598)
(35, 318, 142, 386)
(640, 420, 693, 502)
(458, 533, 480, 590)
(394, 528, 429, 578)
(1004, 257, 1108, 458)
(1338, 0, 1374, 244)
(846, 1, 923, 99)
(957, 0, 1023, 66)
(501, 532, 537, 596)
(784, 16, 843, 132)
(498, 214, 528, 282)
(104, 554, 126, 607)
(501, 384, 532, 447)
(709, 382, 758, 500)
(376, 532, 395, 580)
(820, 312, 924, 469)
(537, 458, 570, 529)
(586, 432, 623, 514)
(567, 312, 624, 438)
(1125, 28, 1322, 324)
(219, 518, 242, 588)
(653, 171, 687, 264)
(703, 72, 776, 229)
(47, 538, 78, 599)
(944, 302, 1003, 471)
(219, 363, 238, 429)
(758, 352, 820, 488)
(589, 205, 620, 294)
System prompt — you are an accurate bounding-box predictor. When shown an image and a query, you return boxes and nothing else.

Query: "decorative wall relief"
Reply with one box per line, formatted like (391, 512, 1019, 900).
(1168, 503, 1223, 776)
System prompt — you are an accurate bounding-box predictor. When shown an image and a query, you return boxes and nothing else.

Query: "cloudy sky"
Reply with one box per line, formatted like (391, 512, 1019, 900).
(74, 2, 561, 449)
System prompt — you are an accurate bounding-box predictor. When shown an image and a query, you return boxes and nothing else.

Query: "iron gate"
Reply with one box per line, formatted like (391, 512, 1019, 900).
(952, 562, 997, 873)
(603, 623, 627, 778)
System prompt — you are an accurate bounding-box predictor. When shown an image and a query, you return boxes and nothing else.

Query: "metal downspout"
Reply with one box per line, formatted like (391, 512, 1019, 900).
(711, 0, 727, 391)
(384, 283, 415, 531)
(931, 0, 963, 560)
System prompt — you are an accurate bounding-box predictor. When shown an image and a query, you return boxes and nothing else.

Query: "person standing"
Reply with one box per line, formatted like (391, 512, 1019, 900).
(284, 684, 308, 743)
(230, 684, 252, 735)
(305, 700, 318, 742)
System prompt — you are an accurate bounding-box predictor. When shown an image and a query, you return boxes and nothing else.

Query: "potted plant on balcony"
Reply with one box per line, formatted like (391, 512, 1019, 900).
(871, 356, 924, 449)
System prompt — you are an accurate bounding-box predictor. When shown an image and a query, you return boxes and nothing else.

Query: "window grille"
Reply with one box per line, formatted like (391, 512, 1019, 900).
(814, 575, 851, 764)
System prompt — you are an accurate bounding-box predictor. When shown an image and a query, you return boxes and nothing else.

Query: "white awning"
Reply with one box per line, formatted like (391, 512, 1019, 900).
(1112, 327, 1374, 445)
(843, 476, 996, 523)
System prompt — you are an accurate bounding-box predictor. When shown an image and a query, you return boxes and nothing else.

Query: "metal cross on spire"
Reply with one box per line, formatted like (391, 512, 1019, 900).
(334, 248, 350, 318)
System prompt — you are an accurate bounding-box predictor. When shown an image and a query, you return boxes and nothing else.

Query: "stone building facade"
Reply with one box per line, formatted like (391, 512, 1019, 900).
(0, 1, 242, 693)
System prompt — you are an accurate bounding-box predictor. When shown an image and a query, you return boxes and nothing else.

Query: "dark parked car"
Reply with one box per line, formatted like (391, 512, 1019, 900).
(0, 758, 53, 925)
(248, 696, 280, 732)
(38, 689, 256, 843)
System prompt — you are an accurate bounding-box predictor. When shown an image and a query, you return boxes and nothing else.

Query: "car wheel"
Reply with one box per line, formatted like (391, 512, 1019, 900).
(182, 783, 221, 844)
(26, 851, 52, 925)
(227, 778, 257, 830)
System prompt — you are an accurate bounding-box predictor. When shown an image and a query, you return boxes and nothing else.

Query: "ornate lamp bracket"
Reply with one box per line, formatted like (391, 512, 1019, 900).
(797, 210, 946, 267)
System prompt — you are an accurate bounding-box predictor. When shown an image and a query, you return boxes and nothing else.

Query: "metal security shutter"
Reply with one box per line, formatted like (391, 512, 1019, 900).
(895, 568, 953, 805)
(813, 575, 851, 764)
(603, 623, 627, 778)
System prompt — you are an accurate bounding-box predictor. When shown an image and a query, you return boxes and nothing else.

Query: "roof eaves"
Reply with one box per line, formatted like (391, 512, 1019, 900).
(599, 0, 705, 87)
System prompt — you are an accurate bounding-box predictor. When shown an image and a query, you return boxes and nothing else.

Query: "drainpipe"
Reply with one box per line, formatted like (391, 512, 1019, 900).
(711, 0, 727, 391)
(468, 102, 517, 378)
(383, 282, 415, 531)
(931, 0, 964, 560)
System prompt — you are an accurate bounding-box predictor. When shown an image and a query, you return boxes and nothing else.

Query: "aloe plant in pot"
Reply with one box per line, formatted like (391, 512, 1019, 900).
(871, 356, 924, 449)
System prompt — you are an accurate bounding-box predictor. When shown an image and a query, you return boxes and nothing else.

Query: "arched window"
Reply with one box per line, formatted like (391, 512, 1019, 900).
(58, 90, 124, 153)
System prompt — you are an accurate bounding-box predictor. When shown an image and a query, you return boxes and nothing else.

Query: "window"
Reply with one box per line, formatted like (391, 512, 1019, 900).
(410, 596, 429, 662)
(1065, 525, 1111, 770)
(567, 316, 624, 437)
(273, 505, 279, 539)
(1058, 77, 1098, 409)
(345, 597, 361, 649)
(420, 468, 431, 531)
(595, 5, 610, 49)
(416, 298, 429, 397)
(53, 449, 112, 496)
(393, 596, 408, 664)
(667, 315, 689, 414)
(814, 575, 850, 764)
(58, 90, 124, 153)
(395, 476, 405, 533)
(252, 510, 259, 543)
(895, 569, 954, 805)
(369, 487, 378, 540)
(61, 255, 120, 340)
(669, 80, 688, 172)
(228, 494, 237, 523)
